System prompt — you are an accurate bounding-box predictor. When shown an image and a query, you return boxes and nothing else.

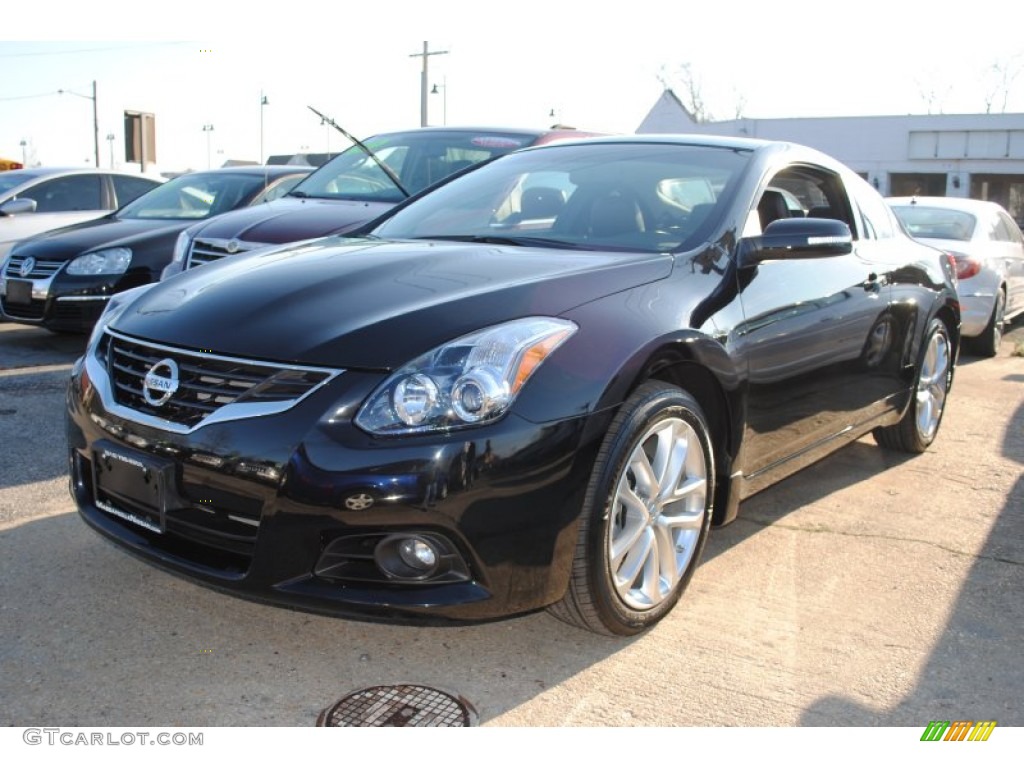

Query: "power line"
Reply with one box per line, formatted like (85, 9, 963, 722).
(0, 42, 190, 59)
(0, 91, 59, 101)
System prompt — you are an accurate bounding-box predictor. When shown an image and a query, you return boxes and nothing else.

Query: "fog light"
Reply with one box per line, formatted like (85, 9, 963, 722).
(398, 537, 438, 570)
(374, 534, 446, 580)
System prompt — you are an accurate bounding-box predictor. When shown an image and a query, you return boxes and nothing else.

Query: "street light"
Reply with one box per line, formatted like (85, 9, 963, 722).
(58, 80, 100, 168)
(106, 133, 115, 168)
(431, 80, 447, 125)
(409, 42, 448, 127)
(202, 124, 215, 169)
(20, 139, 27, 167)
(260, 92, 269, 164)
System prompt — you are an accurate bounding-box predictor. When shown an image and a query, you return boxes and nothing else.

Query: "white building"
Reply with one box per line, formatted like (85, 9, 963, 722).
(638, 89, 1024, 224)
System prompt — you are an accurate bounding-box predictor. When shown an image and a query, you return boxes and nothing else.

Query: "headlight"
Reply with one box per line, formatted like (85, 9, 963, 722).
(66, 247, 132, 276)
(355, 317, 577, 435)
(85, 283, 156, 350)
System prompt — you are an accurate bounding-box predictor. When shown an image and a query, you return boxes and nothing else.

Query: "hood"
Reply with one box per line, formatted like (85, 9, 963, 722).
(11, 216, 194, 261)
(112, 238, 672, 369)
(189, 197, 394, 244)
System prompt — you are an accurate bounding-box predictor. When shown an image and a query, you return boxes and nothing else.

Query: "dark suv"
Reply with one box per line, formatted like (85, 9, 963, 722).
(161, 126, 595, 278)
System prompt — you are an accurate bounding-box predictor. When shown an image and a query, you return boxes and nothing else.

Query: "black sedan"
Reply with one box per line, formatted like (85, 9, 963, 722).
(66, 136, 959, 636)
(1, 165, 311, 332)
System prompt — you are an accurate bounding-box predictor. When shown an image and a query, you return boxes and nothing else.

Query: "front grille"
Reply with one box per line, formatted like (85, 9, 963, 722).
(186, 237, 269, 269)
(99, 331, 339, 429)
(5, 254, 65, 279)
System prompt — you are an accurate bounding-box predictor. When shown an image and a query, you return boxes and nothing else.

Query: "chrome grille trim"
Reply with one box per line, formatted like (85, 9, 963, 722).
(5, 254, 65, 279)
(89, 329, 343, 434)
(185, 237, 270, 269)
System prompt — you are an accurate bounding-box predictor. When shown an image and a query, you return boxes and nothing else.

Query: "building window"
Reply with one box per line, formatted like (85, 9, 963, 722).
(889, 173, 947, 197)
(970, 174, 1024, 228)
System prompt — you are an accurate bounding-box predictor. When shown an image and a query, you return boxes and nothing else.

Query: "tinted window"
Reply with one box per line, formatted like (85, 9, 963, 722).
(997, 211, 1024, 245)
(27, 174, 103, 212)
(765, 165, 855, 235)
(0, 172, 36, 197)
(849, 175, 897, 239)
(112, 175, 160, 207)
(117, 173, 267, 219)
(252, 174, 307, 204)
(292, 131, 539, 203)
(890, 206, 976, 241)
(373, 142, 750, 254)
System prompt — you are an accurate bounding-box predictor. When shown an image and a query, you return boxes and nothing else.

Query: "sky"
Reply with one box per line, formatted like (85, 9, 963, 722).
(2, 1, 1023, 174)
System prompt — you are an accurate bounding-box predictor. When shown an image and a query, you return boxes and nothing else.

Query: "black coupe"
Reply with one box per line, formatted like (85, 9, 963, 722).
(66, 136, 959, 635)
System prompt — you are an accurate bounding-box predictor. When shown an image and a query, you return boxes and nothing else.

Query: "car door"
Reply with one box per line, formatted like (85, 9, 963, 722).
(728, 165, 903, 483)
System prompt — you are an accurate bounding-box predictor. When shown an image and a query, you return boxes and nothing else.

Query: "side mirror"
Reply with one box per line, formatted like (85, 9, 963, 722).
(0, 198, 38, 216)
(738, 217, 853, 267)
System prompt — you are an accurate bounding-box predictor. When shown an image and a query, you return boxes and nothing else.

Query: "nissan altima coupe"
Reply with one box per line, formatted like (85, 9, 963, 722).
(67, 136, 959, 636)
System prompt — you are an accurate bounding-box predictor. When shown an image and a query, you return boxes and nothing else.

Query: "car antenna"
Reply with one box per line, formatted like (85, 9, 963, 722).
(307, 106, 410, 198)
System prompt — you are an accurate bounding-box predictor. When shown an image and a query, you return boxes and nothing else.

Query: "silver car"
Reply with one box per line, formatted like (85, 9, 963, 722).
(888, 196, 1024, 356)
(0, 167, 162, 262)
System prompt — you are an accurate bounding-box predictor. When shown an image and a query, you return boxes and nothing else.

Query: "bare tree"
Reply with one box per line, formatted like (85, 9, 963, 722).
(659, 63, 713, 123)
(982, 54, 1023, 113)
(915, 76, 952, 115)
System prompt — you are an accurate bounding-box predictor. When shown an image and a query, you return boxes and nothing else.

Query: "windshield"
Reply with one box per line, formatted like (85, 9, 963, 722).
(290, 130, 539, 203)
(372, 142, 749, 253)
(117, 172, 268, 220)
(0, 172, 37, 197)
(891, 205, 977, 241)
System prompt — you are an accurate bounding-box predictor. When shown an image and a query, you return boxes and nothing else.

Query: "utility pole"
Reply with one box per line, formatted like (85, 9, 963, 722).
(92, 80, 99, 168)
(58, 80, 100, 167)
(409, 42, 448, 127)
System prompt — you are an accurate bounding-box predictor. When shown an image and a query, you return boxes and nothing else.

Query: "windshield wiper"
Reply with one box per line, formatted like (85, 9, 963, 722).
(307, 106, 410, 198)
(417, 234, 588, 249)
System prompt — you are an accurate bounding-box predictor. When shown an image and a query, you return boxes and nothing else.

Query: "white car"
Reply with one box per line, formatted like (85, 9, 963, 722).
(0, 167, 162, 262)
(888, 196, 1024, 356)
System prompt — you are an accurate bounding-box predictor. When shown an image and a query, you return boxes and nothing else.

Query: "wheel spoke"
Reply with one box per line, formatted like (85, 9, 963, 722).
(629, 446, 659, 499)
(614, 527, 654, 594)
(609, 496, 648, 568)
(658, 475, 707, 509)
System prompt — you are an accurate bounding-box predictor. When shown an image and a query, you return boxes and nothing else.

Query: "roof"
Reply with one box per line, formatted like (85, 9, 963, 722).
(886, 196, 1009, 213)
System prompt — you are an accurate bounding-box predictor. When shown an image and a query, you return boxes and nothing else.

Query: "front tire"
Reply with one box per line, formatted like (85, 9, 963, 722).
(549, 382, 714, 635)
(873, 318, 953, 453)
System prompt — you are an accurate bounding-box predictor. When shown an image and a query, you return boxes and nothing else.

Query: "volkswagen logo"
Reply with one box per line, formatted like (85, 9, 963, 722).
(19, 256, 36, 278)
(225, 239, 241, 254)
(142, 358, 180, 407)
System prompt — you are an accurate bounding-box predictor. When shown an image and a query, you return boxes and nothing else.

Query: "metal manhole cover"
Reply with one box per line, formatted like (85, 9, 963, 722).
(316, 684, 477, 727)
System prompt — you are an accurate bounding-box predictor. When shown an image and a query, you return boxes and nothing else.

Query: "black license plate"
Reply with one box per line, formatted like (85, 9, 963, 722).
(93, 443, 174, 534)
(5, 279, 32, 305)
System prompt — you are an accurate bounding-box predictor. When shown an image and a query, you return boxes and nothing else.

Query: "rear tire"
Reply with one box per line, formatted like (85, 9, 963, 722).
(548, 382, 714, 636)
(873, 318, 952, 453)
(972, 289, 1005, 358)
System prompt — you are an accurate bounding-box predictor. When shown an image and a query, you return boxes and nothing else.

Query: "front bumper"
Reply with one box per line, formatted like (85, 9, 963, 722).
(1, 265, 146, 332)
(66, 350, 602, 622)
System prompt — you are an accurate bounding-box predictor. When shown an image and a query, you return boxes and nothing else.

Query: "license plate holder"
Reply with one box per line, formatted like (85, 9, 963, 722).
(6, 279, 32, 305)
(92, 442, 175, 534)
